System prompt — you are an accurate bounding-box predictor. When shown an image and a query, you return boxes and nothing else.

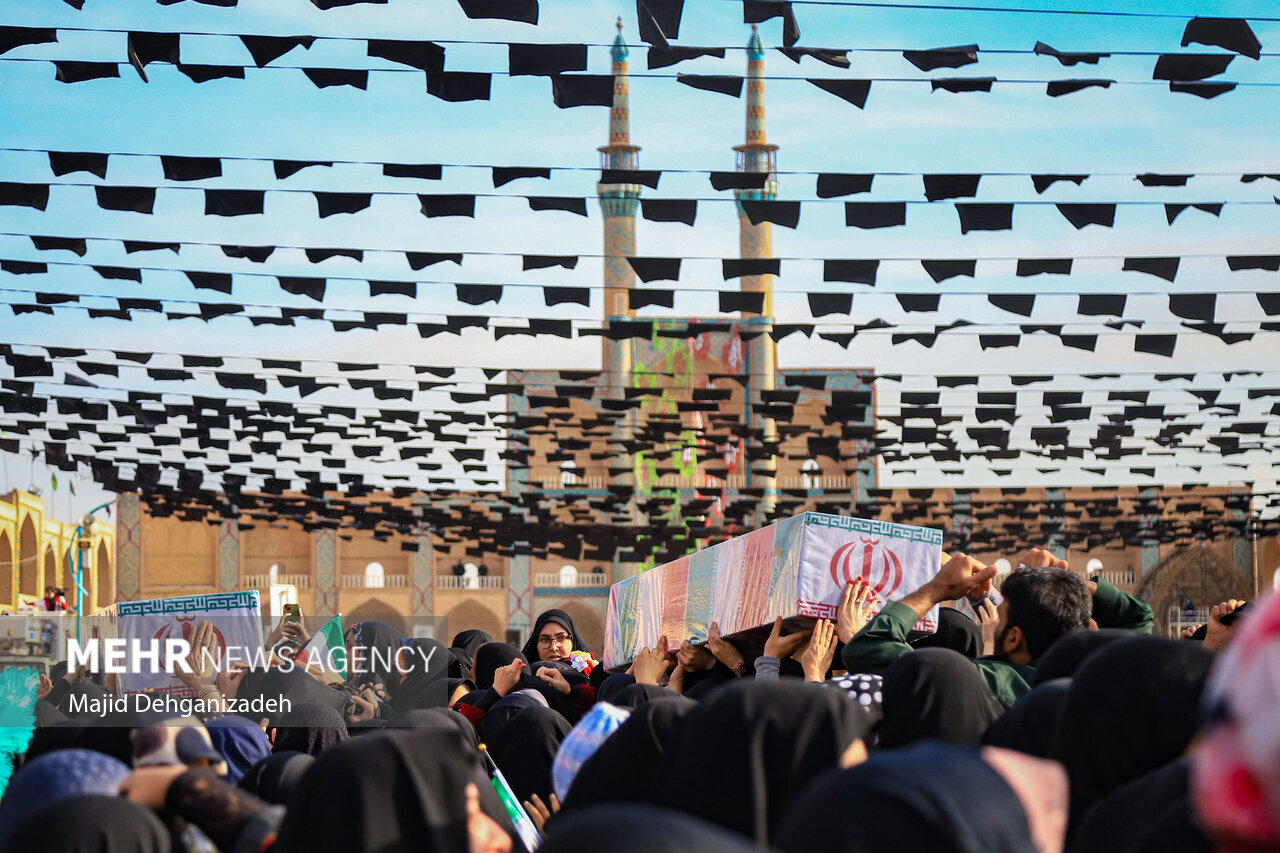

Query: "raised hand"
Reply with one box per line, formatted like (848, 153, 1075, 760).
(677, 638, 716, 672)
(37, 672, 52, 700)
(835, 578, 879, 643)
(923, 553, 998, 604)
(492, 659, 525, 696)
(633, 636, 673, 685)
(975, 598, 999, 656)
(522, 792, 560, 834)
(707, 622, 746, 676)
(536, 665, 572, 695)
(1014, 547, 1068, 571)
(798, 619, 838, 682)
(763, 617, 812, 660)
(1204, 599, 1247, 652)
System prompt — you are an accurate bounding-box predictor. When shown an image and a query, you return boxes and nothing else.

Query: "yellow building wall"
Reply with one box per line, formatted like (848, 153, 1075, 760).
(0, 490, 115, 612)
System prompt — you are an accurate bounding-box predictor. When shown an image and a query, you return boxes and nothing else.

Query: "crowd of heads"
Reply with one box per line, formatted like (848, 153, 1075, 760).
(0, 547, 1276, 853)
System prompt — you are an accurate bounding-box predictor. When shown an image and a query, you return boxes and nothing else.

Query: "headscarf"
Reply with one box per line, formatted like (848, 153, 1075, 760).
(1069, 758, 1210, 853)
(272, 700, 350, 756)
(1033, 628, 1133, 684)
(23, 719, 90, 762)
(1052, 635, 1214, 832)
(875, 648, 1003, 750)
(774, 743, 1036, 853)
(522, 609, 591, 663)
(238, 751, 316, 806)
(76, 712, 143, 765)
(235, 667, 350, 726)
(346, 620, 408, 689)
(560, 695, 695, 814)
(387, 638, 450, 714)
(542, 805, 761, 853)
(5, 794, 171, 853)
(552, 702, 631, 801)
(657, 680, 872, 842)
(205, 715, 272, 785)
(610, 683, 674, 710)
(275, 727, 517, 853)
(482, 697, 571, 803)
(448, 629, 492, 678)
(400, 708, 480, 750)
(130, 718, 226, 773)
(595, 673, 636, 704)
(910, 607, 983, 659)
(472, 643, 526, 690)
(0, 749, 131, 844)
(1192, 590, 1280, 846)
(981, 678, 1071, 759)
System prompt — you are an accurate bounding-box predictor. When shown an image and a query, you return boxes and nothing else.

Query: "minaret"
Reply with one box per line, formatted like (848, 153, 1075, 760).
(598, 17, 642, 390)
(734, 24, 779, 523)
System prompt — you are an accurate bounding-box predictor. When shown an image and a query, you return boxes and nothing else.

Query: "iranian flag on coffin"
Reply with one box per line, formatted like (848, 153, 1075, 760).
(114, 591, 264, 697)
(795, 515, 944, 633)
(603, 512, 943, 669)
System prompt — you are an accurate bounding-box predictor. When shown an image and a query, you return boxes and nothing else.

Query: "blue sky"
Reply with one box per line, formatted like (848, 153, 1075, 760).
(1, 0, 1279, 519)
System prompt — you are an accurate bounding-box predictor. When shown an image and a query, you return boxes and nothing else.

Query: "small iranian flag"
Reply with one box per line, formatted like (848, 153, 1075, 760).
(300, 616, 346, 680)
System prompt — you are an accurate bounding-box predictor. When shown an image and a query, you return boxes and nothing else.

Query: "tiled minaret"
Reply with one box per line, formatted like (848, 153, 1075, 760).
(734, 24, 779, 521)
(598, 17, 642, 389)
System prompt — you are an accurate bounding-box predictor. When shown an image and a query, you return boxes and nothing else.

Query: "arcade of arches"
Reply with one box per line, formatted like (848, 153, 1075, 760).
(0, 490, 115, 612)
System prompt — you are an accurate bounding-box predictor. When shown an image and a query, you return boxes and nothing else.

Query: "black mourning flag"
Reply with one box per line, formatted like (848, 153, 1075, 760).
(931, 78, 995, 93)
(0, 27, 56, 56)
(627, 257, 681, 282)
(602, 169, 660, 188)
(368, 39, 444, 72)
(719, 291, 766, 313)
(921, 260, 975, 282)
(1165, 203, 1222, 224)
(544, 286, 590, 306)
(744, 0, 800, 48)
(641, 199, 696, 225)
(1169, 81, 1236, 99)
(808, 79, 871, 109)
(1017, 258, 1071, 276)
(124, 241, 179, 253)
(1123, 257, 1180, 282)
(493, 167, 550, 187)
(637, 0, 684, 50)
(187, 271, 232, 293)
(710, 172, 766, 191)
(808, 292, 853, 316)
(1168, 293, 1216, 322)
(205, 189, 264, 217)
(1153, 53, 1233, 81)
(49, 151, 108, 179)
(528, 197, 588, 216)
(1135, 335, 1177, 357)
(509, 43, 587, 76)
(315, 192, 372, 217)
(956, 203, 1012, 233)
(31, 236, 86, 255)
(303, 68, 367, 90)
(278, 276, 326, 302)
(1182, 18, 1261, 60)
(1057, 203, 1114, 229)
(722, 259, 780, 279)
(456, 284, 502, 305)
(240, 35, 315, 67)
(988, 294, 1035, 316)
(406, 252, 462, 270)
(1046, 80, 1112, 97)
(274, 160, 331, 179)
(897, 294, 939, 312)
(1136, 173, 1191, 187)
(95, 186, 153, 213)
(1078, 294, 1126, 316)
(369, 280, 415, 297)
(845, 202, 905, 229)
(648, 47, 723, 69)
(629, 289, 674, 310)
(924, 174, 980, 201)
(781, 48, 850, 69)
(904, 44, 978, 71)
(177, 65, 245, 83)
(523, 255, 578, 271)
(384, 164, 443, 180)
(677, 74, 743, 98)
(457, 0, 538, 24)
(418, 195, 474, 217)
(1227, 255, 1280, 272)
(1031, 174, 1086, 194)
(127, 32, 180, 82)
(222, 245, 274, 262)
(426, 72, 491, 102)
(55, 62, 120, 84)
(306, 248, 361, 262)
(740, 200, 800, 228)
(1033, 42, 1108, 66)
(550, 74, 613, 107)
(817, 173, 873, 198)
(823, 259, 878, 285)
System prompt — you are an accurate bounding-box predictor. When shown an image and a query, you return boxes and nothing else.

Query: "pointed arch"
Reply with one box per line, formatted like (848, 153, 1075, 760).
(95, 540, 112, 610)
(18, 516, 39, 598)
(0, 531, 12, 605)
(343, 598, 408, 636)
(1134, 546, 1251, 634)
(442, 600, 505, 650)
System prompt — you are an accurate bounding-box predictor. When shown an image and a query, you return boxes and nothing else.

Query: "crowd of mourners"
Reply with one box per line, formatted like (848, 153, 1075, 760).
(2, 546, 1277, 853)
